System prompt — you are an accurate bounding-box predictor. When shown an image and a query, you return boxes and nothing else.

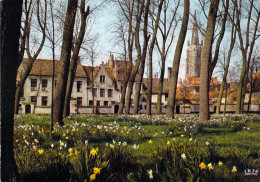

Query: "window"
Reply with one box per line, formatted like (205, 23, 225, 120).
(77, 97, 82, 106)
(139, 105, 142, 110)
(165, 93, 168, 101)
(100, 75, 105, 83)
(104, 101, 108, 106)
(108, 89, 113, 97)
(87, 78, 90, 86)
(77, 81, 82, 92)
(93, 88, 97, 97)
(31, 79, 37, 91)
(233, 97, 236, 101)
(100, 89, 105, 97)
(31, 96, 37, 105)
(97, 100, 100, 106)
(41, 79, 48, 91)
(42, 96, 48, 106)
(89, 100, 93, 106)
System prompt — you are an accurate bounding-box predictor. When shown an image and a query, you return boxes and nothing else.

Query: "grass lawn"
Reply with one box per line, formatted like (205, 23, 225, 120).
(14, 114, 260, 181)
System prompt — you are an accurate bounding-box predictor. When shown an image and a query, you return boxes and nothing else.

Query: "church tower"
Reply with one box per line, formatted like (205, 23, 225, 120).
(185, 12, 203, 79)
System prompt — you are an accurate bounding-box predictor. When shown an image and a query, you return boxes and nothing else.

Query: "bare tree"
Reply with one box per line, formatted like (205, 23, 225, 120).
(199, 0, 220, 123)
(227, 0, 260, 114)
(216, 9, 236, 115)
(53, 0, 78, 125)
(14, 0, 47, 114)
(165, 0, 189, 118)
(1, 0, 23, 180)
(155, 0, 180, 114)
(125, 0, 146, 114)
(63, 0, 90, 117)
(132, 0, 151, 115)
(146, 0, 164, 115)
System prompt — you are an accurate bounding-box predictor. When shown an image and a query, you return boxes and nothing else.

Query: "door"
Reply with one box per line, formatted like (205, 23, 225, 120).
(114, 105, 119, 114)
(25, 105, 31, 114)
(176, 105, 180, 114)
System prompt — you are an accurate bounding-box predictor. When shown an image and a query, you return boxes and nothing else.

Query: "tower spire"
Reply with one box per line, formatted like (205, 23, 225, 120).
(191, 11, 199, 45)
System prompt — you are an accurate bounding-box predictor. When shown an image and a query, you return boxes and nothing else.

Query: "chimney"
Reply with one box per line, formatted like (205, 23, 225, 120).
(168, 67, 172, 78)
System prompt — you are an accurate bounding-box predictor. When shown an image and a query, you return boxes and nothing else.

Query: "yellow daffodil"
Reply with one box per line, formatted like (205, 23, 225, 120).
(58, 152, 62, 156)
(38, 149, 44, 155)
(113, 130, 116, 133)
(121, 130, 124, 133)
(90, 148, 97, 156)
(147, 169, 153, 179)
(90, 174, 96, 181)
(93, 167, 101, 174)
(207, 163, 214, 170)
(15, 139, 19, 143)
(23, 135, 26, 139)
(63, 133, 66, 137)
(189, 138, 192, 142)
(68, 153, 73, 157)
(68, 148, 73, 153)
(154, 150, 158, 155)
(167, 141, 170, 145)
(65, 137, 69, 140)
(60, 142, 65, 147)
(95, 147, 99, 152)
(218, 161, 223, 166)
(199, 162, 206, 169)
(180, 134, 184, 137)
(232, 166, 237, 173)
(148, 140, 152, 144)
(74, 149, 78, 156)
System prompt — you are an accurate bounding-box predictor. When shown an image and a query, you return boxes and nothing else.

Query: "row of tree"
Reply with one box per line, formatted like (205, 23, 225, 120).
(1, 0, 259, 179)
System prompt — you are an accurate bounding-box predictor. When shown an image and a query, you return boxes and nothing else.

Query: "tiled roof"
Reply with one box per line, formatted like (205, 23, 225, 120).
(27, 59, 87, 78)
(185, 76, 219, 85)
(142, 78, 170, 94)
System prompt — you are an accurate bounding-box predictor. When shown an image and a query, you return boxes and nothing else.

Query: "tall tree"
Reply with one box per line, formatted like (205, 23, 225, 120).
(165, 0, 189, 118)
(199, 0, 220, 123)
(53, 0, 78, 125)
(114, 0, 135, 115)
(146, 0, 164, 115)
(132, 0, 151, 115)
(1, 0, 23, 180)
(63, 0, 90, 117)
(155, 0, 180, 114)
(125, 0, 145, 114)
(14, 0, 47, 114)
(229, 0, 260, 114)
(216, 10, 236, 115)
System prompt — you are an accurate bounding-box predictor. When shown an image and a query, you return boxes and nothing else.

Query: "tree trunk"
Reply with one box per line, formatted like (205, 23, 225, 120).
(125, 0, 145, 115)
(165, 0, 189, 118)
(146, 0, 164, 115)
(133, 0, 151, 115)
(53, 0, 78, 125)
(1, 0, 23, 180)
(63, 4, 90, 117)
(14, 0, 47, 114)
(216, 21, 236, 114)
(156, 57, 165, 114)
(199, 0, 220, 123)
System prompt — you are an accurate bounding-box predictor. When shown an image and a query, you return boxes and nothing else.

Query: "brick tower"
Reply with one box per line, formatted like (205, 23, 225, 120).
(185, 12, 203, 79)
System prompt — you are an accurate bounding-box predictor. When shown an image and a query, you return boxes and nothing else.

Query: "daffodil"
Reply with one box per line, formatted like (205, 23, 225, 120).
(68, 148, 73, 153)
(147, 169, 153, 179)
(90, 148, 97, 156)
(181, 154, 186, 159)
(218, 161, 223, 166)
(93, 167, 101, 174)
(65, 137, 69, 140)
(167, 141, 170, 145)
(180, 134, 185, 137)
(199, 162, 206, 169)
(58, 152, 62, 156)
(38, 149, 44, 155)
(189, 138, 192, 142)
(90, 174, 96, 181)
(205, 141, 210, 145)
(60, 142, 65, 147)
(15, 139, 19, 143)
(148, 140, 152, 144)
(207, 163, 214, 170)
(232, 166, 237, 173)
(23, 135, 26, 139)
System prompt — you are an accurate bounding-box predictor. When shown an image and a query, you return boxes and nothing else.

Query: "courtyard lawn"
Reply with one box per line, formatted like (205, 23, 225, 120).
(14, 114, 260, 181)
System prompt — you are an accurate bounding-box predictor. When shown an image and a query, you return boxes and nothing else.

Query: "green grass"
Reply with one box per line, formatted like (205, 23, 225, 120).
(14, 114, 260, 181)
